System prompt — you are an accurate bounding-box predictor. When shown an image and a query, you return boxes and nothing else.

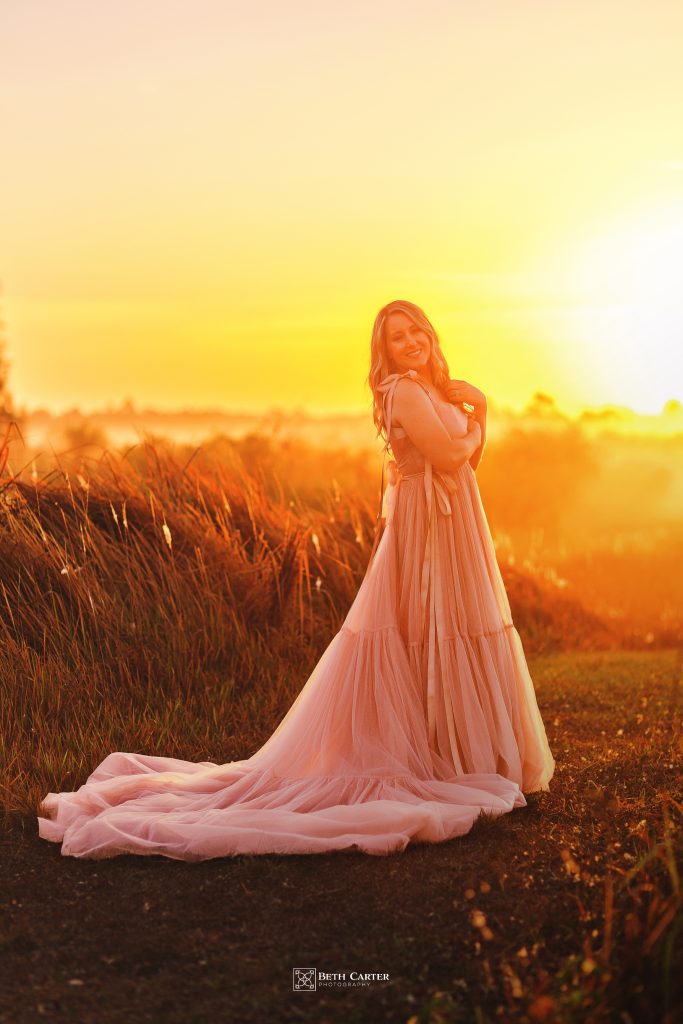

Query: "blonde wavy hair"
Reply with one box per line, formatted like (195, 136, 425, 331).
(368, 299, 451, 449)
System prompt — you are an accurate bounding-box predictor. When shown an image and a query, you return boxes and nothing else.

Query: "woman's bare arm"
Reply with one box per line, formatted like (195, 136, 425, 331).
(392, 379, 481, 474)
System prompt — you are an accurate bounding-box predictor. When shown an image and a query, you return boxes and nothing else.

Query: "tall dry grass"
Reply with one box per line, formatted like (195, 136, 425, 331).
(0, 439, 378, 814)
(0, 432, 677, 814)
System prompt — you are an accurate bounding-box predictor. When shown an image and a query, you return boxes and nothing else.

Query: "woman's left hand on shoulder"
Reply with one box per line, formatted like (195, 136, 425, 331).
(444, 379, 487, 409)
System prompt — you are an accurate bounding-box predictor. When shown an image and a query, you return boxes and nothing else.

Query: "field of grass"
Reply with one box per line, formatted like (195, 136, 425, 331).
(0, 436, 681, 1022)
(1, 434, 650, 817)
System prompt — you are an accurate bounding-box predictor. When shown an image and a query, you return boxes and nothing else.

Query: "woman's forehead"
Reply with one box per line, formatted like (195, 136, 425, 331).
(386, 311, 420, 331)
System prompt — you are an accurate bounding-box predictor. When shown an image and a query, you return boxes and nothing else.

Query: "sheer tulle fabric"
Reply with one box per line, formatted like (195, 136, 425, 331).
(38, 369, 554, 860)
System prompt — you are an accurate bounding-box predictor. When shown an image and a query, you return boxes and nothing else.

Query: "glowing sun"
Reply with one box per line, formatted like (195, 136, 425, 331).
(565, 203, 683, 414)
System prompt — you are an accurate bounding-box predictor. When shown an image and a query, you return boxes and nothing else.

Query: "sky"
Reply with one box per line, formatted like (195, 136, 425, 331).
(2, 0, 683, 417)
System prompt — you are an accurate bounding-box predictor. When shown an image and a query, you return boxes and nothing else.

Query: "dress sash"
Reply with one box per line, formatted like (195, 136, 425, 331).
(376, 369, 460, 745)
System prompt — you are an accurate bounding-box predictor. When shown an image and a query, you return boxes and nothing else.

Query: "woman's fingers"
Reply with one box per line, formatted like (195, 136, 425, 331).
(449, 385, 485, 410)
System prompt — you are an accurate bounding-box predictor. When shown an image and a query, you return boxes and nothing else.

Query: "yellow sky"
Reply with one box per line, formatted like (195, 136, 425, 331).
(2, 0, 682, 416)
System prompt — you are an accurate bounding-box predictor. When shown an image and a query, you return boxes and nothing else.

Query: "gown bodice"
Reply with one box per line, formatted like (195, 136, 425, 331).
(377, 369, 470, 476)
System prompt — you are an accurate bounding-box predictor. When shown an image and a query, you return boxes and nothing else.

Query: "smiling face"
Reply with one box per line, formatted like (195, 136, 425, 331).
(385, 310, 432, 376)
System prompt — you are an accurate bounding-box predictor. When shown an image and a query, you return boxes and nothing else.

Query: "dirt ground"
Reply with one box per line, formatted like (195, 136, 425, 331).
(1, 650, 681, 1024)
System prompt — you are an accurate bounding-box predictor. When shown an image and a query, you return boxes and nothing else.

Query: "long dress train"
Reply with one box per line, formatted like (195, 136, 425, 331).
(37, 369, 554, 860)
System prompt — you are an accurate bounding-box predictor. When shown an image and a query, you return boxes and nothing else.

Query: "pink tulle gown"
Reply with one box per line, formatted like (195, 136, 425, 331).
(38, 369, 555, 860)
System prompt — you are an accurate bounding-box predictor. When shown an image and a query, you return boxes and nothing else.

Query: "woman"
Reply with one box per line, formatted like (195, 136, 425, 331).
(38, 299, 554, 860)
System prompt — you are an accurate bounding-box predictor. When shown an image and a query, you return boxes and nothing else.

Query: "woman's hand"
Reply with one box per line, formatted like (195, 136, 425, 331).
(466, 417, 482, 451)
(444, 379, 487, 410)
